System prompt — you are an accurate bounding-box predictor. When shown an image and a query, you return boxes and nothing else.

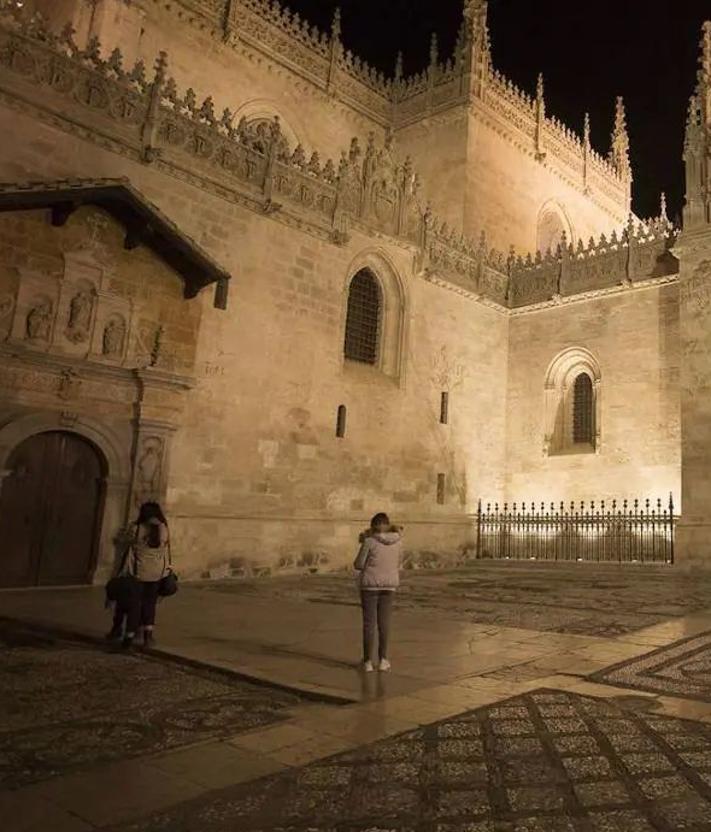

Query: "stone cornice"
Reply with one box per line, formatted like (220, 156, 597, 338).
(509, 273, 679, 317)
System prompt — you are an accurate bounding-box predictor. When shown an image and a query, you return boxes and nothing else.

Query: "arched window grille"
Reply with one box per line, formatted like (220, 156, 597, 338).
(344, 269, 381, 365)
(572, 373, 594, 444)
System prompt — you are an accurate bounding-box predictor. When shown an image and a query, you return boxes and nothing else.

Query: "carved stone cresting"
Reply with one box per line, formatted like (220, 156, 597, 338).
(0, 2, 681, 311)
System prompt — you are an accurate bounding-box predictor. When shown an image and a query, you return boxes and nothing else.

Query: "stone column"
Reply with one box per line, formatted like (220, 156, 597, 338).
(674, 226, 711, 566)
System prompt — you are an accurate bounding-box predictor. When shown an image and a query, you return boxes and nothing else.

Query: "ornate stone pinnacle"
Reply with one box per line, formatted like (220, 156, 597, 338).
(583, 112, 590, 145)
(609, 96, 631, 180)
(660, 191, 668, 221)
(394, 51, 403, 82)
(536, 72, 544, 103)
(331, 7, 341, 39)
(430, 32, 439, 67)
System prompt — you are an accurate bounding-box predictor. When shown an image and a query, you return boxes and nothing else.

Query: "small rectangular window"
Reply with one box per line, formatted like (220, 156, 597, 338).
(336, 405, 347, 438)
(436, 473, 446, 505)
(440, 392, 449, 425)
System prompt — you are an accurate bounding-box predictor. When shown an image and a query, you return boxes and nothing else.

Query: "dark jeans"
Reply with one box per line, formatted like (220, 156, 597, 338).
(360, 590, 394, 662)
(126, 580, 161, 634)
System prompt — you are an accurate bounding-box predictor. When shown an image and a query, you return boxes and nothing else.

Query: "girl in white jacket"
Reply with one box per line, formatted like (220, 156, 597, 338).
(353, 512, 403, 672)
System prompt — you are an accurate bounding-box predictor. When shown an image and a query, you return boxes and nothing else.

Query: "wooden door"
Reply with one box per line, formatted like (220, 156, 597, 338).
(0, 432, 104, 587)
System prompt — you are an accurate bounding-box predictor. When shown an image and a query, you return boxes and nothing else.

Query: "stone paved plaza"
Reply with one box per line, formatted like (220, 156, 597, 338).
(116, 690, 711, 832)
(0, 620, 301, 790)
(5, 563, 711, 831)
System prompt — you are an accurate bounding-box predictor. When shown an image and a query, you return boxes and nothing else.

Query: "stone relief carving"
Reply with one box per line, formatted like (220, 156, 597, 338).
(431, 345, 466, 391)
(136, 436, 163, 494)
(25, 297, 53, 342)
(57, 368, 82, 400)
(65, 287, 94, 343)
(102, 314, 126, 358)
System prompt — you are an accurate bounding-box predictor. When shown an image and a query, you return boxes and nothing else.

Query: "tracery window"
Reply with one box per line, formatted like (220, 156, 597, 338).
(344, 269, 381, 365)
(543, 348, 601, 456)
(572, 373, 594, 444)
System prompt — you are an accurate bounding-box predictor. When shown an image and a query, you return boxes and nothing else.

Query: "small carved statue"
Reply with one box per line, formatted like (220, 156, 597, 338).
(66, 289, 93, 343)
(102, 316, 125, 358)
(137, 438, 162, 494)
(26, 299, 52, 341)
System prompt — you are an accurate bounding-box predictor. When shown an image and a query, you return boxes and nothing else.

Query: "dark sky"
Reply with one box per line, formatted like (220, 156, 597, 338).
(288, 0, 709, 222)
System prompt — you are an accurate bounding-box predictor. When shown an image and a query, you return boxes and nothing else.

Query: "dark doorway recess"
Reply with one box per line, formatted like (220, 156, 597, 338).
(0, 431, 106, 587)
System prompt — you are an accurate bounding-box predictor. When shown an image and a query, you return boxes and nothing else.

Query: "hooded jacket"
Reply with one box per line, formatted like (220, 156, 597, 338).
(129, 518, 169, 582)
(354, 530, 402, 590)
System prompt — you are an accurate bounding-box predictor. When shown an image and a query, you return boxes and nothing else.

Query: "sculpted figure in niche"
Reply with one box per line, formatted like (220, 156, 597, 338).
(102, 316, 126, 358)
(25, 299, 53, 341)
(137, 438, 162, 495)
(66, 289, 94, 343)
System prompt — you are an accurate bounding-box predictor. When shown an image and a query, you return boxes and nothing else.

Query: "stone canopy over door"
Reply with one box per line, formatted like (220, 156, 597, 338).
(0, 431, 105, 587)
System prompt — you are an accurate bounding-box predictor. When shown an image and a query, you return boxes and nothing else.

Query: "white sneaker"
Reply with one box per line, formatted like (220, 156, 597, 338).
(363, 660, 374, 673)
(378, 659, 391, 672)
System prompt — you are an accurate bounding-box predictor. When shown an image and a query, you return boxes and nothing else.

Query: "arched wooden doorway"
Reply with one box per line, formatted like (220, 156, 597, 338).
(0, 431, 106, 587)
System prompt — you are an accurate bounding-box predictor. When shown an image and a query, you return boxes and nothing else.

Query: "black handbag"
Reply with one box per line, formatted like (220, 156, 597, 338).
(105, 534, 135, 606)
(158, 542, 178, 597)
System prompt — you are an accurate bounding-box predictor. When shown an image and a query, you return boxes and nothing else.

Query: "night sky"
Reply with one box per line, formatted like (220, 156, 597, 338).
(288, 0, 709, 222)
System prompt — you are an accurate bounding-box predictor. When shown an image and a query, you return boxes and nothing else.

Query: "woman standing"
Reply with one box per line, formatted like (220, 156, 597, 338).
(353, 512, 402, 672)
(122, 501, 170, 649)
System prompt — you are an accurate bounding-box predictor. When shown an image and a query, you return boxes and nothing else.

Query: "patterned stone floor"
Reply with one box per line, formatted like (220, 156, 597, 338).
(198, 562, 711, 636)
(593, 631, 711, 703)
(113, 689, 711, 832)
(0, 620, 301, 790)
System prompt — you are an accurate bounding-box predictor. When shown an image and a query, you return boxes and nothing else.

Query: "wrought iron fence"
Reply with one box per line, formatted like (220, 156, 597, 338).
(476, 497, 675, 564)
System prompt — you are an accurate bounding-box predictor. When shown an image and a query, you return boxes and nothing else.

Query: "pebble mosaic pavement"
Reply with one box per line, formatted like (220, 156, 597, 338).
(0, 620, 300, 789)
(199, 563, 711, 637)
(593, 631, 711, 703)
(114, 690, 711, 832)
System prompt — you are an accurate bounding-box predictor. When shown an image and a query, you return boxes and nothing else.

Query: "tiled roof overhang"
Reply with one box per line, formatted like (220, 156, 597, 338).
(0, 178, 230, 309)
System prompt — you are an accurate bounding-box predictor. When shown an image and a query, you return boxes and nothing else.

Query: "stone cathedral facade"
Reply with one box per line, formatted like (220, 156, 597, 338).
(0, 0, 708, 586)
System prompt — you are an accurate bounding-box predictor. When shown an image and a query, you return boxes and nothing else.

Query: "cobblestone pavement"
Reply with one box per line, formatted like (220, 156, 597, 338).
(113, 689, 711, 832)
(197, 561, 711, 636)
(593, 631, 711, 703)
(0, 620, 301, 790)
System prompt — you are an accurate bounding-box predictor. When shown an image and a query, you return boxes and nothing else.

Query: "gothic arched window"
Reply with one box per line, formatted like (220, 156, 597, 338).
(344, 269, 381, 365)
(536, 203, 573, 255)
(572, 373, 594, 444)
(544, 348, 601, 456)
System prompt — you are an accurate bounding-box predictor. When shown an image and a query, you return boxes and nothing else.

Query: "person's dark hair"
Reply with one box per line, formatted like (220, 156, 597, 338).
(137, 501, 167, 548)
(370, 512, 390, 529)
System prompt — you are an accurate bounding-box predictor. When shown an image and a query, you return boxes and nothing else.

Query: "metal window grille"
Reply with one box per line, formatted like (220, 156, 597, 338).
(572, 373, 594, 444)
(475, 497, 676, 564)
(344, 270, 380, 364)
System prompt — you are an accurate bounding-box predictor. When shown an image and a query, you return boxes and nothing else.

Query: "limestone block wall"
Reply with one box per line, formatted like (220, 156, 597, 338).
(0, 104, 509, 579)
(465, 119, 628, 255)
(676, 228, 711, 566)
(171, 217, 509, 578)
(504, 283, 681, 507)
(394, 111, 470, 231)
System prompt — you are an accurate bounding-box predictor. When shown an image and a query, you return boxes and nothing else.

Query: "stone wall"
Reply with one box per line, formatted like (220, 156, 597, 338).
(676, 228, 711, 567)
(505, 282, 681, 507)
(0, 103, 509, 579)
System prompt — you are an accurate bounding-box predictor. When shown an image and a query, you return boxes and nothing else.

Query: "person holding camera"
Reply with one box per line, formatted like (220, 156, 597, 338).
(353, 512, 403, 673)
